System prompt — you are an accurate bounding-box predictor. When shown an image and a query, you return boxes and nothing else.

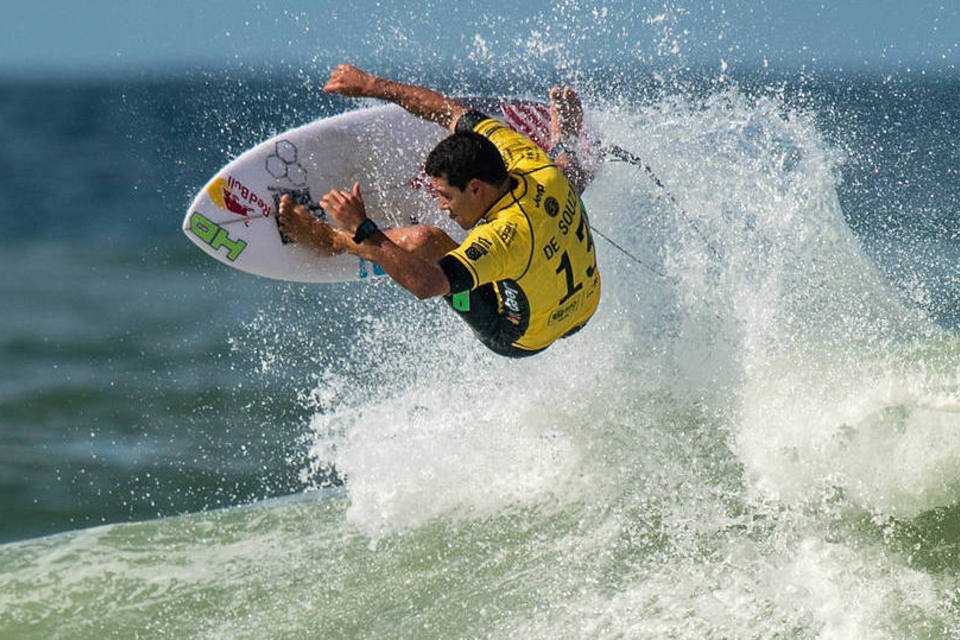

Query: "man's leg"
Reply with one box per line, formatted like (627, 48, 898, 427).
(550, 86, 583, 144)
(549, 86, 590, 195)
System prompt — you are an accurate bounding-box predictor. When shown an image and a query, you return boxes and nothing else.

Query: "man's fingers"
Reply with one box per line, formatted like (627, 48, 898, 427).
(322, 188, 358, 211)
(323, 64, 368, 96)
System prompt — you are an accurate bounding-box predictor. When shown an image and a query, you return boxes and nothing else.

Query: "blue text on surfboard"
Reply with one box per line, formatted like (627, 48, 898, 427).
(358, 259, 387, 279)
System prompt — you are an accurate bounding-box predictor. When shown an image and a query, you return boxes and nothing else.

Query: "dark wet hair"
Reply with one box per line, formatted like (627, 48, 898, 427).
(424, 131, 508, 190)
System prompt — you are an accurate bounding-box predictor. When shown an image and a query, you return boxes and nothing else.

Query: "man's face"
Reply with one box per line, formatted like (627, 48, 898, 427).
(429, 175, 485, 230)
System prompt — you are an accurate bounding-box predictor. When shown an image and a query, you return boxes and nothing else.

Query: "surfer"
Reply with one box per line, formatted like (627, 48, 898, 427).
(279, 64, 601, 357)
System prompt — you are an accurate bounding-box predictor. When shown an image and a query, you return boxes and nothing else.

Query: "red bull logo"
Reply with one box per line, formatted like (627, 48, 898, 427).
(206, 176, 272, 222)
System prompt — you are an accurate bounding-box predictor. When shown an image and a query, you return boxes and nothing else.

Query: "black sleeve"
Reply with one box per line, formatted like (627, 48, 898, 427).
(437, 254, 475, 292)
(455, 110, 489, 134)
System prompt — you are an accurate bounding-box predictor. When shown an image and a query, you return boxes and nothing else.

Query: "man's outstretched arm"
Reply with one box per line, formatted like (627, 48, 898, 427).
(277, 190, 453, 300)
(323, 64, 468, 131)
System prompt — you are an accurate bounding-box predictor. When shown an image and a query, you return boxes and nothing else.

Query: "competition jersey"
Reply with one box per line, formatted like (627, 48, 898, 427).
(439, 114, 601, 352)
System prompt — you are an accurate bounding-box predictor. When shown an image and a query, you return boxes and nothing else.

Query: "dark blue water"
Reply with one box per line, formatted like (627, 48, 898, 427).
(0, 74, 347, 541)
(0, 69, 957, 545)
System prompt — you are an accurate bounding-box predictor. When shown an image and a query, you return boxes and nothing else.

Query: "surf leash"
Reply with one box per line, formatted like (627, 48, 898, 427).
(599, 144, 722, 261)
(589, 226, 668, 278)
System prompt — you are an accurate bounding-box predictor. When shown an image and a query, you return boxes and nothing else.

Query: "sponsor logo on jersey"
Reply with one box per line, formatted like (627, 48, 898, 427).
(499, 281, 523, 326)
(548, 298, 581, 326)
(544, 196, 560, 217)
(464, 236, 493, 261)
(498, 222, 517, 247)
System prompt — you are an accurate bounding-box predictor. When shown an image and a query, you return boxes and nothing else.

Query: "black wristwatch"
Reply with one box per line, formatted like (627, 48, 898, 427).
(353, 218, 379, 244)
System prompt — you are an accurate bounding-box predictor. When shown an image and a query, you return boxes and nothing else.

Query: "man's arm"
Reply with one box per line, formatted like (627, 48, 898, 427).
(323, 64, 468, 131)
(278, 190, 452, 299)
(350, 231, 452, 299)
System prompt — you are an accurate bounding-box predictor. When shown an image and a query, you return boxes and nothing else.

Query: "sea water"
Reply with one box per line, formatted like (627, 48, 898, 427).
(1, 63, 959, 639)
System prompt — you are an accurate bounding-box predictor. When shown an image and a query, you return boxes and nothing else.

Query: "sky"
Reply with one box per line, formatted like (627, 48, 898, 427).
(2, 1, 958, 78)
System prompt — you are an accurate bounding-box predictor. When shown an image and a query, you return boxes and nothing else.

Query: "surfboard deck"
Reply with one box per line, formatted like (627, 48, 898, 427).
(182, 99, 559, 283)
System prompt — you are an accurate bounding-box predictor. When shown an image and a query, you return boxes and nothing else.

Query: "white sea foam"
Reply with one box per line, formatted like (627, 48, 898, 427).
(292, 86, 960, 636)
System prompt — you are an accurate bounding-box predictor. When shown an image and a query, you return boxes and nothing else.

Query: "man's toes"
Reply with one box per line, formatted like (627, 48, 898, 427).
(563, 87, 581, 109)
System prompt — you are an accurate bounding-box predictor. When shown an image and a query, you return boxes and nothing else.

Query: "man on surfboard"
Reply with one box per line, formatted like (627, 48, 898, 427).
(278, 64, 601, 357)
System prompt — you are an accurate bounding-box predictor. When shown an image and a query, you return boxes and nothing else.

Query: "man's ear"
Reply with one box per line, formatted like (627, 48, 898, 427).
(466, 178, 483, 196)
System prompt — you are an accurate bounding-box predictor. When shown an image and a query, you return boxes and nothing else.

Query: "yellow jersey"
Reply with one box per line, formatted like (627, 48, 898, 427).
(439, 114, 601, 354)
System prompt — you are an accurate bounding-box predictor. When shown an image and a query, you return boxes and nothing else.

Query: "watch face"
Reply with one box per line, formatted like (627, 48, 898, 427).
(354, 219, 377, 243)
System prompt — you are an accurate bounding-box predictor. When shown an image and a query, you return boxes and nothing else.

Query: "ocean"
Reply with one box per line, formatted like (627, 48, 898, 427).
(1, 64, 959, 638)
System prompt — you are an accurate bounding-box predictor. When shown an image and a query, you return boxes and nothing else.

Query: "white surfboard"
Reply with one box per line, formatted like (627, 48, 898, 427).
(182, 99, 563, 283)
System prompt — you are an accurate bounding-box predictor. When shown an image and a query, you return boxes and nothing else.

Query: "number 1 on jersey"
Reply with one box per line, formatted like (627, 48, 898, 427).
(556, 250, 583, 304)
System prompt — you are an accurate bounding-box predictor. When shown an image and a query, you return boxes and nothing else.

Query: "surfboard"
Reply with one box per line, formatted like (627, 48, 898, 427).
(182, 99, 565, 283)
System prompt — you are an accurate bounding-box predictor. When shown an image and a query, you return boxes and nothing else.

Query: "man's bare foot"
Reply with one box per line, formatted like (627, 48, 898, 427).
(277, 194, 342, 255)
(549, 86, 583, 146)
